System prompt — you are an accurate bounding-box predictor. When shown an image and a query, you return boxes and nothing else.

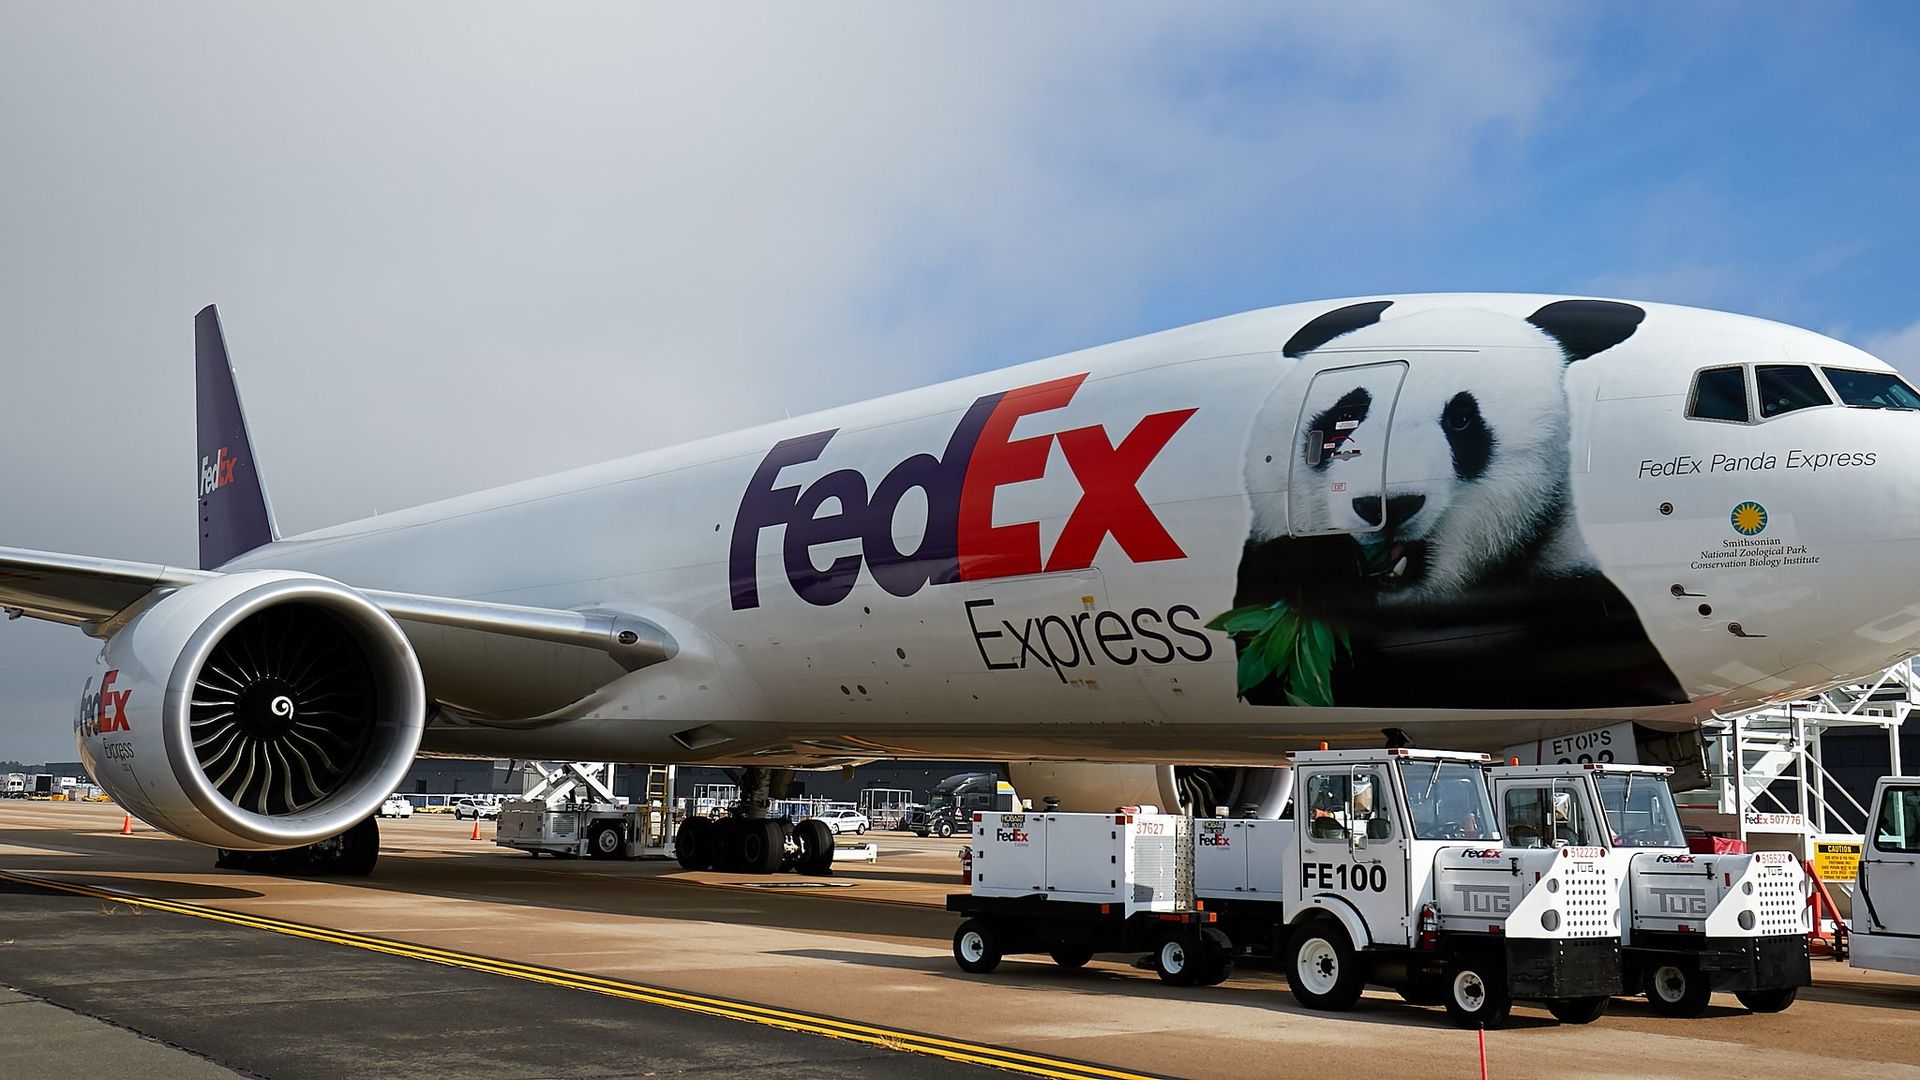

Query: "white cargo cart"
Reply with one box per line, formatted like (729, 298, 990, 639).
(495, 799, 677, 860)
(946, 811, 1232, 986)
(1195, 748, 1623, 1028)
(1489, 762, 1810, 1015)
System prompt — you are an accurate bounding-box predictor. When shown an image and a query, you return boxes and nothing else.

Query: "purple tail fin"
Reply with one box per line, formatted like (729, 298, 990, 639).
(195, 305, 277, 569)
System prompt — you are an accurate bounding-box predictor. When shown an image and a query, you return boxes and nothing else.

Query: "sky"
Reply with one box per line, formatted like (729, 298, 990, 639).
(3, 3, 1920, 763)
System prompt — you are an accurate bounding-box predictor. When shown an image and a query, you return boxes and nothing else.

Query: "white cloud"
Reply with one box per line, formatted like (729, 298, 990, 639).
(0, 3, 1580, 760)
(1862, 318, 1920, 379)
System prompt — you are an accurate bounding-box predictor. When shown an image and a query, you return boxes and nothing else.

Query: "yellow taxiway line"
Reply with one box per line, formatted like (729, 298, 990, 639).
(0, 869, 1160, 1080)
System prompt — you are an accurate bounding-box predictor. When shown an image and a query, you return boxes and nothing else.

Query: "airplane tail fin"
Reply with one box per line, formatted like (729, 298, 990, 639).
(195, 305, 278, 569)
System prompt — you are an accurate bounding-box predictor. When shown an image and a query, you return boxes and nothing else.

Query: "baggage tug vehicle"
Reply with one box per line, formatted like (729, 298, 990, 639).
(954, 748, 1624, 1028)
(1488, 761, 1810, 1015)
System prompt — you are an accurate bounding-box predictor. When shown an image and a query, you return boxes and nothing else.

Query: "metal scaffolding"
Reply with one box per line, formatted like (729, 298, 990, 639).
(1686, 659, 1912, 844)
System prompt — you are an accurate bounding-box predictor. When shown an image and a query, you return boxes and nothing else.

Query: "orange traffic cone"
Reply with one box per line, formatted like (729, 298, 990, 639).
(120, 814, 132, 835)
(470, 818, 481, 841)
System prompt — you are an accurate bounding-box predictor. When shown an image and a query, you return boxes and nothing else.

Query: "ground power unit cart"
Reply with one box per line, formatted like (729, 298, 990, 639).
(947, 811, 1233, 986)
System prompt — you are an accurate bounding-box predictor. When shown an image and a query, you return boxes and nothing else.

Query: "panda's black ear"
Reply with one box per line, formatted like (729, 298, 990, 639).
(1283, 300, 1394, 358)
(1527, 299, 1646, 362)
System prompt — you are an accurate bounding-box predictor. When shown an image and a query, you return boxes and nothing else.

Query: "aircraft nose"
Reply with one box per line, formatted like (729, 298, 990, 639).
(1352, 494, 1426, 530)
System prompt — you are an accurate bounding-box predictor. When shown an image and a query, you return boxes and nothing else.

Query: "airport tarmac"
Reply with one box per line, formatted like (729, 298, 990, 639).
(3, 801, 1918, 1079)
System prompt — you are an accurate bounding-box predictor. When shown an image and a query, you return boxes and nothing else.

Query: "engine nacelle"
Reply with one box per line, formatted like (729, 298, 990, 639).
(1005, 763, 1294, 818)
(75, 571, 426, 850)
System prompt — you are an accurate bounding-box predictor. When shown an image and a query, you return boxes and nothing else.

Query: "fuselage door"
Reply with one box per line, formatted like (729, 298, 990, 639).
(1289, 361, 1408, 537)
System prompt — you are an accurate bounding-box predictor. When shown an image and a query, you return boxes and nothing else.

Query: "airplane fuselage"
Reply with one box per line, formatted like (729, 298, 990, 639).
(223, 294, 1920, 765)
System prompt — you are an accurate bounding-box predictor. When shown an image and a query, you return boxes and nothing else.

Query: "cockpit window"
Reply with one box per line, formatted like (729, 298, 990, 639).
(1823, 368, 1920, 410)
(1755, 365, 1832, 418)
(1688, 366, 1749, 422)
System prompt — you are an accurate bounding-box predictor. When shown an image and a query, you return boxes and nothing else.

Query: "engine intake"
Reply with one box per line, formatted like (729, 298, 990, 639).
(77, 571, 425, 850)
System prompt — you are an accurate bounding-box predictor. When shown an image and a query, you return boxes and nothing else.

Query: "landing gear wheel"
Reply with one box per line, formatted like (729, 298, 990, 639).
(954, 919, 1003, 974)
(934, 819, 955, 839)
(1443, 956, 1512, 1029)
(792, 818, 836, 875)
(739, 819, 785, 874)
(1735, 987, 1797, 1013)
(337, 817, 379, 877)
(587, 821, 624, 860)
(710, 816, 745, 871)
(1546, 995, 1610, 1024)
(1644, 963, 1711, 1018)
(675, 816, 716, 870)
(1286, 921, 1365, 1010)
(1194, 926, 1235, 987)
(1049, 945, 1094, 969)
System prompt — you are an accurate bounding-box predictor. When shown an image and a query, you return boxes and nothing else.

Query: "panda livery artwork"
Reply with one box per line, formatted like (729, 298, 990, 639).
(1222, 299, 1687, 711)
(7, 293, 1920, 868)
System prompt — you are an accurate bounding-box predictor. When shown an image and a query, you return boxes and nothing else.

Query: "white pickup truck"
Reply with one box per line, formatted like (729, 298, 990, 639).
(1194, 748, 1622, 1028)
(1851, 776, 1920, 976)
(1488, 762, 1809, 1015)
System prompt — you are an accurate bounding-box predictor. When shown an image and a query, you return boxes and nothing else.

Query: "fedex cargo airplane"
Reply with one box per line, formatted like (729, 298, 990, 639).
(8, 295, 1920, 873)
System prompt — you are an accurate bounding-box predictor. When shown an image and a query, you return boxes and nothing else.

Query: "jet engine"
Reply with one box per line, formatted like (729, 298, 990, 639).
(75, 571, 425, 850)
(1006, 763, 1294, 818)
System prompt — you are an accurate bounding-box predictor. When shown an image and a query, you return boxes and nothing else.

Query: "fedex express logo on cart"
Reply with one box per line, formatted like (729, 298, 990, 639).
(730, 373, 1196, 609)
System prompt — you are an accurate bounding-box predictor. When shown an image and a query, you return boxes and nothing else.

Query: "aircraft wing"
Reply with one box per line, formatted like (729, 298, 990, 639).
(0, 546, 674, 718)
(0, 547, 213, 628)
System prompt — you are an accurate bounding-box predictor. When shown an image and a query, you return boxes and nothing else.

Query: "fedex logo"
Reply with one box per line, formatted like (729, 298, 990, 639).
(994, 827, 1031, 843)
(730, 373, 1196, 609)
(74, 669, 131, 739)
(200, 446, 238, 497)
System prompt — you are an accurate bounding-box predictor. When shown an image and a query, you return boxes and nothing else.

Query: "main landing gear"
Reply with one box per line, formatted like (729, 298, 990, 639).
(671, 766, 836, 875)
(674, 814, 836, 875)
(215, 816, 380, 876)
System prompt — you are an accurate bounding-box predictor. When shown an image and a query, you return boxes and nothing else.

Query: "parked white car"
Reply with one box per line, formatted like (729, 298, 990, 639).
(378, 796, 414, 819)
(453, 798, 500, 821)
(814, 808, 869, 835)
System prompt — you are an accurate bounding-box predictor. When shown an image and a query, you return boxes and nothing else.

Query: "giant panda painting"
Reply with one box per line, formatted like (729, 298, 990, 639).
(1215, 299, 1687, 710)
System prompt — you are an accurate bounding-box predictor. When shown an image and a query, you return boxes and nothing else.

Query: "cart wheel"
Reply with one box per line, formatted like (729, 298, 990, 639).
(1048, 945, 1094, 969)
(674, 816, 715, 871)
(954, 919, 1003, 974)
(1285, 920, 1365, 1010)
(588, 821, 624, 860)
(1443, 955, 1512, 1030)
(1155, 929, 1202, 987)
(1644, 963, 1711, 1018)
(934, 819, 955, 839)
(792, 819, 835, 875)
(1735, 987, 1797, 1013)
(1545, 995, 1610, 1024)
(1193, 927, 1234, 986)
